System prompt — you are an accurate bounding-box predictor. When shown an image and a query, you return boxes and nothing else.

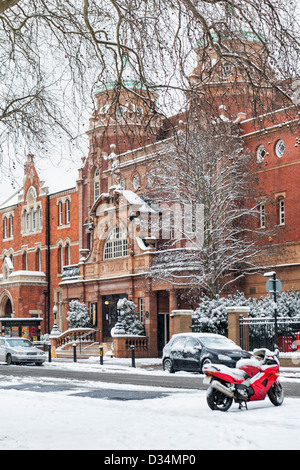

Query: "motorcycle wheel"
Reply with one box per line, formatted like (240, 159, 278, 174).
(206, 384, 233, 412)
(268, 381, 284, 406)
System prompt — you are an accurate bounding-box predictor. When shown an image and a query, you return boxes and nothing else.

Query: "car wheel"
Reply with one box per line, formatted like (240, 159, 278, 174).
(35, 362, 43, 366)
(201, 358, 212, 373)
(163, 358, 175, 373)
(6, 354, 12, 365)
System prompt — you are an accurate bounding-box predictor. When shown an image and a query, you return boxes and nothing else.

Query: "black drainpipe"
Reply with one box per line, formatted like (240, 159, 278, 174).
(46, 194, 51, 334)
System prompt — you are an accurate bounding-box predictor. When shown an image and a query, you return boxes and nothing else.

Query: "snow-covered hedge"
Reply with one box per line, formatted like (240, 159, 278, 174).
(192, 290, 300, 337)
(67, 300, 92, 328)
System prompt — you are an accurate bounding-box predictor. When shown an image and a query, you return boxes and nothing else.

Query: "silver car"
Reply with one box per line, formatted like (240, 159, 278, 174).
(0, 337, 47, 366)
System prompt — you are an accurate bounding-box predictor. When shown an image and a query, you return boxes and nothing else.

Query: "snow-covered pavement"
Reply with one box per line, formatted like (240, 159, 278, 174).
(0, 358, 299, 450)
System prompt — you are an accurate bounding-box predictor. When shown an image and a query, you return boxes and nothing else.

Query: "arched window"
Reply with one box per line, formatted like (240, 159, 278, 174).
(36, 206, 42, 230)
(65, 242, 71, 266)
(66, 199, 70, 225)
(103, 227, 128, 260)
(58, 201, 63, 226)
(26, 211, 30, 232)
(31, 208, 36, 231)
(58, 245, 63, 273)
(22, 251, 27, 271)
(35, 249, 41, 271)
(9, 215, 13, 237)
(3, 217, 7, 239)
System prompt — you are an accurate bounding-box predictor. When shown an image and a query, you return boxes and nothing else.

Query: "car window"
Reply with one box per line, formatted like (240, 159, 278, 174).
(171, 336, 186, 351)
(0, 339, 5, 346)
(199, 336, 240, 350)
(185, 337, 201, 350)
(6, 339, 32, 348)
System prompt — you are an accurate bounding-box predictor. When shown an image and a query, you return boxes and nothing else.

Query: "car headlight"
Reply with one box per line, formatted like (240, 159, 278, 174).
(218, 354, 232, 361)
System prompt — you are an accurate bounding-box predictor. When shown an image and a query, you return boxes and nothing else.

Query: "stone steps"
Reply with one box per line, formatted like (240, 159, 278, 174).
(55, 342, 113, 359)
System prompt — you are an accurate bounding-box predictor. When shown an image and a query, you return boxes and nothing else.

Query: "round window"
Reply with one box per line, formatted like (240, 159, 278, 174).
(257, 144, 266, 163)
(275, 139, 285, 158)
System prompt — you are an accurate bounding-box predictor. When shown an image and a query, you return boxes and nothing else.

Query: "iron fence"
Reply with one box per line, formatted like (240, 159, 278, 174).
(239, 316, 300, 352)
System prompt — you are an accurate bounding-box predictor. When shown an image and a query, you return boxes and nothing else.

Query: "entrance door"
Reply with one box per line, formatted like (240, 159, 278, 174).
(4, 298, 12, 318)
(157, 313, 169, 357)
(102, 294, 127, 340)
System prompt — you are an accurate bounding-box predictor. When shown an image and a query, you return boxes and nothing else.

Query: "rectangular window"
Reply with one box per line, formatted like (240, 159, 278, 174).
(32, 210, 36, 231)
(138, 298, 144, 323)
(94, 181, 100, 201)
(260, 203, 265, 228)
(114, 240, 123, 258)
(22, 252, 27, 270)
(35, 249, 41, 271)
(26, 213, 30, 232)
(38, 206, 42, 229)
(104, 241, 113, 260)
(103, 228, 128, 260)
(90, 302, 98, 326)
(279, 198, 285, 225)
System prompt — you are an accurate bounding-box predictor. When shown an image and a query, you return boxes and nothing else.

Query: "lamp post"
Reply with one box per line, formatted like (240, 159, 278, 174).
(264, 271, 281, 349)
(50, 304, 60, 337)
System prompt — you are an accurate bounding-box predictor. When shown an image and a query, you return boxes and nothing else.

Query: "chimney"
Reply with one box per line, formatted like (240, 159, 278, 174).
(24, 154, 34, 175)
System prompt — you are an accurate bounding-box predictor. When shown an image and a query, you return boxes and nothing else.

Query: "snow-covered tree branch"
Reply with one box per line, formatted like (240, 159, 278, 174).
(148, 117, 275, 298)
(0, 0, 299, 170)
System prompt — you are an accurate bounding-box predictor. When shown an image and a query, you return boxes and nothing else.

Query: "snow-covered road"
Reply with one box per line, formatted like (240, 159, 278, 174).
(0, 360, 299, 450)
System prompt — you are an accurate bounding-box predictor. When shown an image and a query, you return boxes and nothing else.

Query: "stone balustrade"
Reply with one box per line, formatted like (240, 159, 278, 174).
(113, 335, 149, 358)
(50, 328, 99, 351)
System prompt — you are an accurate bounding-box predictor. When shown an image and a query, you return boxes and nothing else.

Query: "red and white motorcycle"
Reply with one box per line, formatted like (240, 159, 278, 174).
(203, 348, 284, 411)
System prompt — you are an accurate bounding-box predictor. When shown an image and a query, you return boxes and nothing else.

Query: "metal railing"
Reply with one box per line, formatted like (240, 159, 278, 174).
(240, 316, 300, 352)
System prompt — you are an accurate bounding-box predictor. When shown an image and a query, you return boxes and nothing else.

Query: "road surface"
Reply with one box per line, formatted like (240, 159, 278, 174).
(0, 363, 299, 399)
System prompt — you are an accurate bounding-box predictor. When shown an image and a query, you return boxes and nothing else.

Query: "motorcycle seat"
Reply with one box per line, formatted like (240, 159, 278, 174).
(214, 364, 248, 381)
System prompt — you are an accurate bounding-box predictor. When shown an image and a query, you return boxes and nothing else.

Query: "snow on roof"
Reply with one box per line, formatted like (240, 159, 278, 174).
(114, 188, 157, 214)
(0, 186, 23, 210)
(0, 167, 78, 210)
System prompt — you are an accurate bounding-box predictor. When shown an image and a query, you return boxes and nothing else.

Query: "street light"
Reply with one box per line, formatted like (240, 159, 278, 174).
(264, 271, 279, 349)
(50, 304, 60, 337)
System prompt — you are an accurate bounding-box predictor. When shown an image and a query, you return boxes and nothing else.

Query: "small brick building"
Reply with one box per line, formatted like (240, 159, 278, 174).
(0, 155, 79, 339)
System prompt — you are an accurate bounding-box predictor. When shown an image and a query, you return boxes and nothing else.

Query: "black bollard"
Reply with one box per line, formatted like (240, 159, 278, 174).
(100, 345, 104, 365)
(73, 343, 77, 363)
(48, 344, 52, 363)
(130, 345, 136, 368)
